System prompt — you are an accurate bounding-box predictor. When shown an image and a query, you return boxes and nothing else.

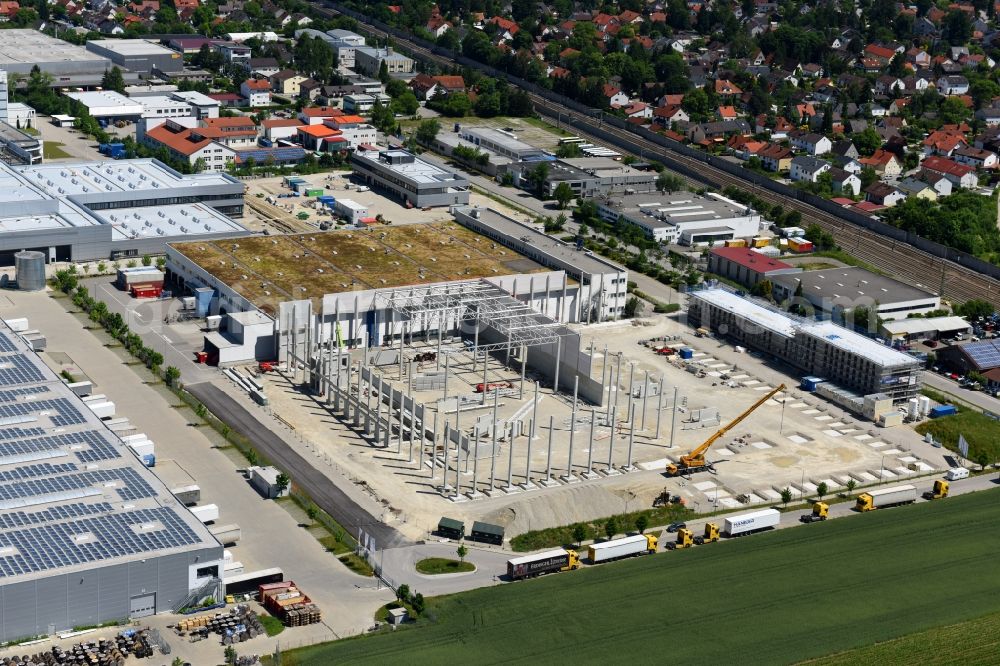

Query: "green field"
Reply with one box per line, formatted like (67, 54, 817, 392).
(277, 488, 1000, 665)
(43, 141, 71, 159)
(916, 393, 1000, 463)
(802, 610, 1000, 665)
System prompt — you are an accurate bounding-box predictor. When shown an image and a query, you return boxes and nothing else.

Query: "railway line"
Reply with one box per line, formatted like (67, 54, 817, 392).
(317, 2, 1000, 307)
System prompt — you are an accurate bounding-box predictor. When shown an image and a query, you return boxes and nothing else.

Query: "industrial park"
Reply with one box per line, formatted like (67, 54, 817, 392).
(0, 4, 999, 663)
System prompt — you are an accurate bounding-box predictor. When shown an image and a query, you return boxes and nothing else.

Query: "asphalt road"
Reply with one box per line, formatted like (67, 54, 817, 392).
(186, 381, 410, 548)
(922, 371, 1000, 414)
(380, 542, 509, 595)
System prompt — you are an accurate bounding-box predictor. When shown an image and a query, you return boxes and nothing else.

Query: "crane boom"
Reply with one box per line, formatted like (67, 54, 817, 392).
(667, 383, 786, 476)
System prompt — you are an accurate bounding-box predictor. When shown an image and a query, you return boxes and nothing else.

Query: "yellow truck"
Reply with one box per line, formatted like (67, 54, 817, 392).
(799, 502, 829, 523)
(922, 479, 949, 500)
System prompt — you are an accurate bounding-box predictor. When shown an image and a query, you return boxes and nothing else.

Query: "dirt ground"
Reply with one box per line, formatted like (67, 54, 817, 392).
(247, 311, 949, 539)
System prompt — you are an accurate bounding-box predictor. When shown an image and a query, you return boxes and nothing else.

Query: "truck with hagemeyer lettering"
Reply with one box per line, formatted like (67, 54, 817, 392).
(722, 508, 781, 537)
(507, 549, 581, 580)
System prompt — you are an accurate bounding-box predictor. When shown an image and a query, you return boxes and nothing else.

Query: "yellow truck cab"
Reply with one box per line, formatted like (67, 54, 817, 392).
(695, 523, 720, 544)
(856, 494, 875, 512)
(644, 533, 658, 552)
(562, 549, 581, 571)
(923, 479, 949, 500)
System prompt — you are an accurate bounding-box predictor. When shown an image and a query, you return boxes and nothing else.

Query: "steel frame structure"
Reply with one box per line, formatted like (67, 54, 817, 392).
(376, 279, 567, 352)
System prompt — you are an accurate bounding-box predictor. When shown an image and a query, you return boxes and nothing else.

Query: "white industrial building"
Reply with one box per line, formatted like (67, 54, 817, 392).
(65, 91, 145, 121)
(166, 209, 627, 365)
(0, 158, 247, 264)
(595, 192, 763, 244)
(769, 268, 941, 321)
(0, 324, 222, 642)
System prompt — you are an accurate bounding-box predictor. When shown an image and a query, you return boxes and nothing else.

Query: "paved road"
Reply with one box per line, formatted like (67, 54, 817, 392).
(379, 542, 508, 595)
(923, 371, 1000, 414)
(187, 381, 410, 548)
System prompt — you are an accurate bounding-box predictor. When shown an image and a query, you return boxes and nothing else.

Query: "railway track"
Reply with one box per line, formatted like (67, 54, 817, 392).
(317, 2, 1000, 307)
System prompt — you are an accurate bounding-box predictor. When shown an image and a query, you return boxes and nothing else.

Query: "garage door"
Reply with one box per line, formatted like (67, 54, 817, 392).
(130, 593, 156, 618)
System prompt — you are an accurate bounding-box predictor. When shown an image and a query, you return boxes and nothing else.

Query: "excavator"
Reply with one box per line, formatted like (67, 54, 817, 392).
(666, 383, 786, 477)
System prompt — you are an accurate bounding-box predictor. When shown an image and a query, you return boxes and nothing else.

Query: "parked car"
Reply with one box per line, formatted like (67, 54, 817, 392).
(666, 522, 687, 533)
(925, 340, 938, 348)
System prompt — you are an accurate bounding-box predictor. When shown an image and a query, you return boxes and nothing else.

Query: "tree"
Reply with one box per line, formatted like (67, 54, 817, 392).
(224, 646, 237, 666)
(604, 516, 618, 539)
(750, 279, 774, 301)
(816, 482, 828, 501)
(955, 299, 994, 320)
(976, 452, 989, 471)
(391, 90, 419, 116)
(411, 592, 425, 615)
(657, 171, 686, 193)
(572, 523, 587, 545)
(852, 127, 882, 156)
(378, 60, 390, 83)
(165, 366, 181, 387)
(456, 544, 468, 563)
(780, 487, 793, 508)
(635, 514, 649, 534)
(101, 66, 126, 94)
(553, 182, 574, 209)
(845, 479, 857, 494)
(396, 583, 411, 604)
(275, 472, 290, 495)
(415, 118, 441, 145)
(624, 295, 641, 318)
(141, 254, 152, 267)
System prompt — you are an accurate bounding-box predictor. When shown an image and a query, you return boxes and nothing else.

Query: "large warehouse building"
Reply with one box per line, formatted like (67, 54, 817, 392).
(596, 192, 763, 244)
(350, 148, 470, 208)
(0, 159, 247, 265)
(85, 39, 183, 74)
(0, 326, 222, 642)
(166, 207, 627, 365)
(688, 288, 921, 402)
(0, 30, 111, 77)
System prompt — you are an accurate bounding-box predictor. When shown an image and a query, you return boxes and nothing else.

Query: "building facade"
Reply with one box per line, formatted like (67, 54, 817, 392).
(350, 148, 470, 208)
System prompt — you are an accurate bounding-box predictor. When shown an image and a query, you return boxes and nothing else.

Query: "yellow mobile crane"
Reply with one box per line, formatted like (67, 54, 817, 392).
(666, 383, 786, 477)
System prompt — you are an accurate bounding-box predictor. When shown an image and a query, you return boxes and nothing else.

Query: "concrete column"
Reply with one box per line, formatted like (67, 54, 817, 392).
(614, 353, 623, 412)
(365, 374, 373, 435)
(374, 386, 382, 442)
(507, 421, 515, 489)
(443, 353, 450, 402)
(407, 359, 413, 397)
(398, 317, 404, 379)
(470, 424, 480, 496)
(436, 323, 442, 370)
(670, 386, 679, 449)
(655, 378, 665, 439)
(441, 421, 451, 489)
(353, 363, 362, 427)
(560, 278, 568, 322)
(408, 391, 415, 463)
(641, 370, 649, 431)
(454, 424, 462, 498)
(586, 408, 596, 477)
(553, 338, 562, 395)
(607, 406, 617, 469)
(530, 381, 539, 440)
(472, 306, 479, 371)
(544, 415, 554, 482)
(489, 388, 499, 492)
(627, 362, 635, 422)
(626, 404, 636, 471)
(481, 353, 489, 405)
(426, 409, 437, 477)
(519, 345, 527, 399)
(544, 274, 551, 318)
(524, 422, 534, 487)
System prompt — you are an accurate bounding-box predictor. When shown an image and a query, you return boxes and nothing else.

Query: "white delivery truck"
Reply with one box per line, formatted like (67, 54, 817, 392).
(722, 508, 781, 537)
(587, 534, 657, 563)
(191, 504, 219, 524)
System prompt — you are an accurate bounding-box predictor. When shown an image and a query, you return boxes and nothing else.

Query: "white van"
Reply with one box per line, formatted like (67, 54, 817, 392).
(945, 467, 970, 481)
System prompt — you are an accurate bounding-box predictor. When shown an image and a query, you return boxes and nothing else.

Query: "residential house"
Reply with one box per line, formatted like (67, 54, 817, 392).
(270, 70, 308, 96)
(952, 146, 998, 170)
(759, 143, 794, 172)
(906, 47, 931, 67)
(602, 84, 629, 108)
(921, 156, 978, 188)
(790, 156, 831, 183)
(938, 75, 970, 96)
(875, 76, 904, 96)
(240, 78, 271, 107)
(197, 116, 258, 149)
(828, 167, 861, 196)
(142, 120, 236, 171)
(687, 120, 751, 144)
(865, 182, 906, 207)
(830, 140, 859, 160)
(831, 155, 863, 174)
(714, 79, 743, 100)
(619, 102, 652, 119)
(863, 43, 897, 65)
(298, 78, 323, 101)
(789, 131, 832, 156)
(923, 129, 968, 157)
(298, 106, 342, 125)
(0, 0, 19, 20)
(859, 149, 902, 177)
(488, 16, 519, 40)
(975, 108, 1000, 127)
(261, 117, 301, 142)
(246, 57, 280, 77)
(896, 177, 938, 201)
(914, 169, 953, 197)
(653, 104, 689, 125)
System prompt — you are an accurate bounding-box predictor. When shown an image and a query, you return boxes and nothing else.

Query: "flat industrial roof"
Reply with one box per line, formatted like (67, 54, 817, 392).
(169, 222, 547, 314)
(689, 289, 797, 338)
(799, 321, 919, 368)
(880, 316, 972, 336)
(363, 149, 464, 185)
(18, 159, 238, 194)
(87, 38, 178, 56)
(65, 91, 145, 115)
(609, 193, 750, 225)
(0, 326, 218, 584)
(0, 29, 110, 74)
(770, 267, 937, 305)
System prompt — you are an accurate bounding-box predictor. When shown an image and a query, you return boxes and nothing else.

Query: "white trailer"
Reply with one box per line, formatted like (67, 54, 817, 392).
(945, 467, 969, 481)
(86, 400, 116, 420)
(209, 523, 242, 545)
(224, 560, 245, 576)
(723, 508, 781, 537)
(3, 317, 29, 332)
(856, 484, 917, 511)
(587, 534, 656, 563)
(191, 503, 219, 524)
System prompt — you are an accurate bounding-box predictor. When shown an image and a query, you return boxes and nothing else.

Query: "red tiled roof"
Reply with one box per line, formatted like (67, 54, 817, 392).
(710, 247, 793, 271)
(300, 106, 342, 117)
(243, 79, 270, 90)
(145, 123, 214, 156)
(202, 116, 255, 129)
(298, 125, 340, 138)
(262, 118, 301, 128)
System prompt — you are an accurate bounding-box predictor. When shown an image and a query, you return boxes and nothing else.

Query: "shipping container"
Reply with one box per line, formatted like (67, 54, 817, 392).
(587, 534, 657, 563)
(752, 236, 771, 248)
(191, 504, 219, 524)
(171, 484, 201, 505)
(787, 238, 814, 253)
(724, 239, 748, 248)
(131, 285, 163, 299)
(67, 381, 93, 397)
(855, 485, 917, 511)
(3, 317, 29, 332)
(437, 516, 465, 540)
(333, 198, 369, 224)
(928, 405, 957, 418)
(722, 508, 780, 537)
(87, 400, 116, 420)
(679, 348, 694, 360)
(507, 549, 579, 580)
(127, 439, 154, 460)
(209, 523, 242, 545)
(224, 567, 283, 596)
(800, 376, 826, 392)
(305, 188, 324, 197)
(470, 520, 504, 545)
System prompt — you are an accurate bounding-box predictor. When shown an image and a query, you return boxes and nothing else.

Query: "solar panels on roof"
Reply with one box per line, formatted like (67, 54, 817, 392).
(962, 340, 1000, 369)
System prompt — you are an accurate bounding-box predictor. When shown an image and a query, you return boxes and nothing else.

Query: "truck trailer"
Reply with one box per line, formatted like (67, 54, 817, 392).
(190, 503, 219, 524)
(855, 485, 917, 511)
(209, 523, 242, 545)
(587, 534, 657, 563)
(171, 484, 202, 505)
(722, 508, 781, 537)
(507, 549, 580, 580)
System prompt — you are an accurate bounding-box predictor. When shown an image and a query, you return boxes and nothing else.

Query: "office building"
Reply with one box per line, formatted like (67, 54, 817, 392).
(595, 192, 763, 244)
(350, 148, 470, 208)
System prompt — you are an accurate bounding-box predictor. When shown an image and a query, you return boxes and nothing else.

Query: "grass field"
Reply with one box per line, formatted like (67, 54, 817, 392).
(801, 610, 1000, 665)
(916, 393, 1000, 463)
(415, 558, 475, 575)
(275, 488, 1000, 665)
(42, 141, 71, 159)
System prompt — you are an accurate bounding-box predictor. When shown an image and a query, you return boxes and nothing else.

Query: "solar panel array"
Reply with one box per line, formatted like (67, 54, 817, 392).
(0, 353, 45, 387)
(0, 397, 85, 427)
(0, 507, 202, 577)
(0, 430, 121, 465)
(0, 386, 49, 403)
(963, 340, 1000, 370)
(0, 467, 155, 505)
(0, 462, 78, 484)
(0, 502, 114, 530)
(0, 333, 16, 353)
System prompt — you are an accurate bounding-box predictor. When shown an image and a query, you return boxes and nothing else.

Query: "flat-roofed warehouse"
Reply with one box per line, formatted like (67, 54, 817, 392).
(0, 159, 247, 264)
(770, 267, 941, 321)
(85, 39, 184, 74)
(166, 209, 627, 365)
(596, 193, 764, 244)
(350, 148, 470, 208)
(688, 288, 921, 402)
(0, 326, 222, 642)
(0, 29, 111, 75)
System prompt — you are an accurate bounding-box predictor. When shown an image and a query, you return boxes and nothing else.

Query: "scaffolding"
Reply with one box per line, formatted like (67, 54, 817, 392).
(376, 279, 569, 353)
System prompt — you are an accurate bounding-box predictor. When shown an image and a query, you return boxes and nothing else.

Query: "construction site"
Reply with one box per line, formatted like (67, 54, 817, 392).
(245, 300, 946, 540)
